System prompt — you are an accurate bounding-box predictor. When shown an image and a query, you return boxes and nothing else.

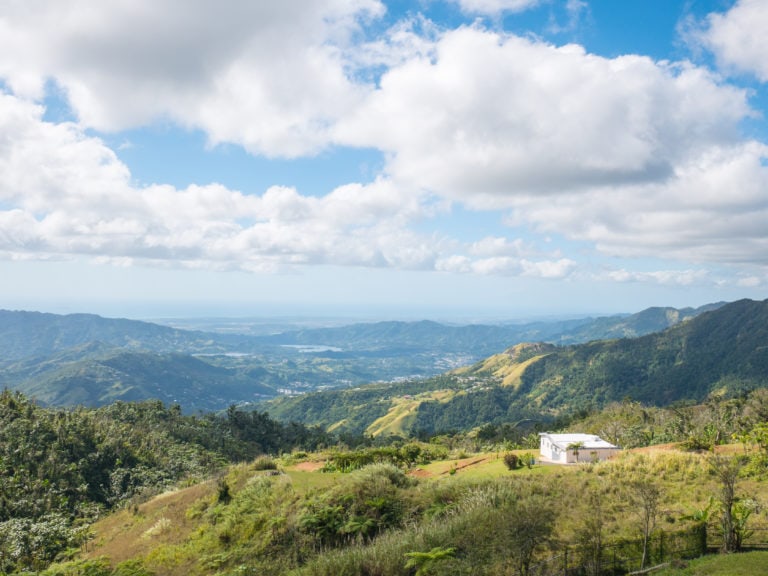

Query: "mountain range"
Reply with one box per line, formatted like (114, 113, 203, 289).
(263, 299, 768, 435)
(0, 300, 730, 412)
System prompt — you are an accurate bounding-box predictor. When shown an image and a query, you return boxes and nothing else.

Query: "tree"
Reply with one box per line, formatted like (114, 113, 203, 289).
(577, 487, 605, 576)
(628, 477, 661, 569)
(503, 452, 520, 470)
(568, 441, 585, 463)
(519, 452, 536, 469)
(505, 496, 556, 575)
(709, 455, 748, 552)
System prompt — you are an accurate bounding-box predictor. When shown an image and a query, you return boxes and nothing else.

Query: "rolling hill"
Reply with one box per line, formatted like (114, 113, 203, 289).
(0, 301, 725, 411)
(253, 303, 722, 353)
(0, 303, 720, 363)
(263, 299, 768, 435)
(0, 346, 277, 411)
(0, 309, 253, 361)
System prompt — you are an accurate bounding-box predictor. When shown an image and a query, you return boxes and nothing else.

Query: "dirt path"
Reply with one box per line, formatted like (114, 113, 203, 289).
(441, 456, 489, 474)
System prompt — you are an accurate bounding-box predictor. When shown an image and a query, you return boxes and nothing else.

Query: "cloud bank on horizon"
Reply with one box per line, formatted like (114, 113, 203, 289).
(1, 0, 768, 312)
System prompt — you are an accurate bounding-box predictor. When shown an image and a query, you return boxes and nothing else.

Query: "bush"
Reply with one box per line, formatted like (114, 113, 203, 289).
(253, 456, 278, 471)
(503, 452, 520, 470)
(520, 452, 536, 469)
(217, 478, 231, 504)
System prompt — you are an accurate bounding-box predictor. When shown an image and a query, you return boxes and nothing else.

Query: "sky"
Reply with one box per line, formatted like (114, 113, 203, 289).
(1, 0, 768, 321)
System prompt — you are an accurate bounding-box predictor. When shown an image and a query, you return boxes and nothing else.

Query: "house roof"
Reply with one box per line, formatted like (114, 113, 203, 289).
(539, 433, 618, 450)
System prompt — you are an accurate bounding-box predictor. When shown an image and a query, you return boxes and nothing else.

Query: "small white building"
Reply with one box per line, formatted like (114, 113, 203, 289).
(539, 433, 620, 464)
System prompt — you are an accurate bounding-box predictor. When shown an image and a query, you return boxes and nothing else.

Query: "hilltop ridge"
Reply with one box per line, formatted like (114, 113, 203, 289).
(264, 298, 768, 435)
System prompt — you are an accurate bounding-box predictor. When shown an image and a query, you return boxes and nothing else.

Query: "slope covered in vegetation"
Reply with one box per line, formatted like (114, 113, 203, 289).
(41, 433, 768, 576)
(0, 302, 720, 412)
(265, 299, 768, 435)
(2, 365, 768, 574)
(0, 390, 328, 573)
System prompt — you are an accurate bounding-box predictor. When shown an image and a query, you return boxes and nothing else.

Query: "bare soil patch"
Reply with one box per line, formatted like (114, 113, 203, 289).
(293, 461, 325, 472)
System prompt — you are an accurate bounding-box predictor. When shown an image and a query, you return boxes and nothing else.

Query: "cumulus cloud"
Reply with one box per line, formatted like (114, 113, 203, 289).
(337, 27, 750, 202)
(603, 268, 710, 287)
(0, 0, 383, 156)
(510, 141, 768, 265)
(448, 0, 541, 15)
(437, 255, 576, 278)
(336, 24, 768, 268)
(0, 92, 442, 271)
(2, 90, 553, 277)
(436, 241, 576, 278)
(2, 2, 768, 286)
(696, 0, 768, 82)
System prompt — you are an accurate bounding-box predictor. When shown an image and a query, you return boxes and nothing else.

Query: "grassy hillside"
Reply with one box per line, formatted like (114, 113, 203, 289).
(42, 444, 768, 576)
(656, 551, 768, 575)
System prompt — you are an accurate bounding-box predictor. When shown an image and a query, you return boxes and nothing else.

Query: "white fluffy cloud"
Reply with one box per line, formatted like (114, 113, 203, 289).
(0, 0, 382, 156)
(338, 27, 750, 201)
(2, 2, 768, 285)
(435, 254, 576, 278)
(1, 91, 572, 275)
(336, 24, 768, 268)
(448, 0, 541, 15)
(697, 0, 768, 82)
(0, 92, 440, 270)
(602, 269, 710, 287)
(509, 141, 768, 265)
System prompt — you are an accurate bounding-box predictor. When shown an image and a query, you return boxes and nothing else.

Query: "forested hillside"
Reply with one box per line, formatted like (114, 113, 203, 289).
(0, 304, 718, 411)
(265, 299, 768, 435)
(0, 390, 329, 573)
(2, 348, 276, 411)
(255, 302, 721, 351)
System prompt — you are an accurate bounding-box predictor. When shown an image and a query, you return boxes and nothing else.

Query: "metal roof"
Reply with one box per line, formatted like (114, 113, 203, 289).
(539, 432, 619, 450)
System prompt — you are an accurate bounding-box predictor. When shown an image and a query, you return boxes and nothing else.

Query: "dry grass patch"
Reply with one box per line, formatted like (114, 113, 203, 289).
(84, 480, 216, 566)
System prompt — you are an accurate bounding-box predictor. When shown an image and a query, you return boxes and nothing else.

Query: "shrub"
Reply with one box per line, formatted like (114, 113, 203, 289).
(253, 456, 278, 471)
(520, 452, 536, 469)
(217, 478, 231, 504)
(503, 452, 520, 470)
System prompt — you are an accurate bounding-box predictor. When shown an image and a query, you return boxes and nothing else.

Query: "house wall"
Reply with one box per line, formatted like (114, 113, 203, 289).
(540, 437, 567, 462)
(540, 437, 561, 461)
(564, 447, 619, 463)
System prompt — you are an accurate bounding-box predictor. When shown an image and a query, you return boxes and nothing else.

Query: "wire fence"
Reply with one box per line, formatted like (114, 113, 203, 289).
(528, 523, 768, 576)
(705, 525, 768, 552)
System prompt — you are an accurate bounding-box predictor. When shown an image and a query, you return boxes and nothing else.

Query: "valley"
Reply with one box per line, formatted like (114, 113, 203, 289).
(0, 298, 767, 575)
(0, 301, 722, 412)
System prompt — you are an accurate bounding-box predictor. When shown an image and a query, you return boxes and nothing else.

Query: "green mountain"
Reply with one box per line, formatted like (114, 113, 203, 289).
(0, 347, 276, 411)
(263, 299, 768, 435)
(0, 310, 256, 361)
(0, 302, 724, 411)
(256, 303, 722, 353)
(545, 302, 724, 344)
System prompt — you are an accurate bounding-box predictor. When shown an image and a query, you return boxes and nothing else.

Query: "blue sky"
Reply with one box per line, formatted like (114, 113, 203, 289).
(1, 0, 768, 320)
